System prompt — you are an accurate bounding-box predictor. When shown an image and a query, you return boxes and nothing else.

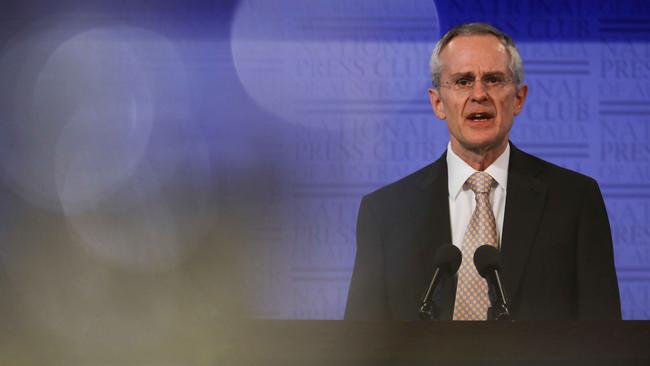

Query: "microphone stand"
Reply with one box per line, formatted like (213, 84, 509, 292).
(419, 268, 440, 320)
(490, 268, 510, 320)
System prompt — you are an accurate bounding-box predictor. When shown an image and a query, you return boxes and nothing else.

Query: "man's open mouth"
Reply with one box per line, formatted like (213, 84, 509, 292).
(466, 112, 495, 121)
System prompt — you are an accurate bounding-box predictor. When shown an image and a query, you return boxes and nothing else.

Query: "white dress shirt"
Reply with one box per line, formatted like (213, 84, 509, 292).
(446, 142, 509, 250)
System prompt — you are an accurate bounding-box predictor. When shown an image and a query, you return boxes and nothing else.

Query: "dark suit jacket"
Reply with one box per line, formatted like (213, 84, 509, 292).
(345, 143, 621, 320)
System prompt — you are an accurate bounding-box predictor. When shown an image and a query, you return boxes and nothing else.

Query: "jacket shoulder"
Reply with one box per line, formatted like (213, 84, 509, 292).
(363, 156, 445, 206)
(512, 146, 599, 188)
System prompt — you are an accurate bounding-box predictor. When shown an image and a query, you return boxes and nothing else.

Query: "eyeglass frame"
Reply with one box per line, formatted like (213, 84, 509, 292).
(435, 72, 515, 92)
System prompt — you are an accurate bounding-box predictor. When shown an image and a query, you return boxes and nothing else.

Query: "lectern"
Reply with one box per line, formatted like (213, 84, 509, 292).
(226, 320, 649, 366)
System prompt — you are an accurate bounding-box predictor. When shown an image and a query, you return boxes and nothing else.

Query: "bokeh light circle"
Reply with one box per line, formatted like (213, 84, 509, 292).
(230, 0, 440, 127)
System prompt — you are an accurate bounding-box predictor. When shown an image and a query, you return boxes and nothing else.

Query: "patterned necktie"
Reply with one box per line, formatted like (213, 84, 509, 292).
(453, 171, 497, 320)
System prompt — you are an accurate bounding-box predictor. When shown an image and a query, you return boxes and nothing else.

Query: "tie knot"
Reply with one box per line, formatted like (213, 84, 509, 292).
(465, 171, 494, 194)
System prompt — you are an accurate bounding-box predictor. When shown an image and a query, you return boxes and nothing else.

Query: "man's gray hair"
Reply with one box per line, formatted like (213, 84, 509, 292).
(430, 23, 524, 88)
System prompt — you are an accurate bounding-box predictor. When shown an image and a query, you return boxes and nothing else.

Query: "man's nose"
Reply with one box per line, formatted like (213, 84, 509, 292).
(469, 80, 488, 100)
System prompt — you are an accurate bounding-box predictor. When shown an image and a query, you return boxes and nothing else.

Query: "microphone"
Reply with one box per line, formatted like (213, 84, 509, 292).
(419, 244, 462, 320)
(473, 245, 511, 320)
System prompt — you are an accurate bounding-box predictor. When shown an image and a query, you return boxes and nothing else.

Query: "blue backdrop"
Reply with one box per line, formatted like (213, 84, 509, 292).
(0, 0, 647, 351)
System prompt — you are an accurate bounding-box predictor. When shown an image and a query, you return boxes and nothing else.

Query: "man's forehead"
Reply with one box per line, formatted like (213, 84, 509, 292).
(442, 34, 507, 54)
(439, 34, 510, 73)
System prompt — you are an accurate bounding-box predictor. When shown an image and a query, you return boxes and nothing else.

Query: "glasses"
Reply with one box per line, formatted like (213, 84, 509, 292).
(438, 74, 513, 92)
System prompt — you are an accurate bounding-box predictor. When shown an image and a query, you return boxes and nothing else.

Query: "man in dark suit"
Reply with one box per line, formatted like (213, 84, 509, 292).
(345, 23, 621, 320)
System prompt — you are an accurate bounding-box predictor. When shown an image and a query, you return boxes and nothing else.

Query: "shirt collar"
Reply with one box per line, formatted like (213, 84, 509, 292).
(446, 142, 510, 201)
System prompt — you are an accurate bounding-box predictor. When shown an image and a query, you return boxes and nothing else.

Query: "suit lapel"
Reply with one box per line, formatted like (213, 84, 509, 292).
(500, 144, 547, 306)
(412, 152, 452, 269)
(410, 153, 454, 319)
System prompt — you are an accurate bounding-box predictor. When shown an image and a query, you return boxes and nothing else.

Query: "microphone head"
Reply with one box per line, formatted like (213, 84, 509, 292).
(433, 244, 462, 275)
(473, 245, 502, 278)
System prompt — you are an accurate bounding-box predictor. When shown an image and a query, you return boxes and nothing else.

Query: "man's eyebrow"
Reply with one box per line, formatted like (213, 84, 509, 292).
(449, 71, 508, 78)
(448, 71, 475, 79)
(482, 71, 507, 76)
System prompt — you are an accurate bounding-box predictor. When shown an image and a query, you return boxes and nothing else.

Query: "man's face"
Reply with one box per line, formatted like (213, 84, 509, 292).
(428, 35, 528, 156)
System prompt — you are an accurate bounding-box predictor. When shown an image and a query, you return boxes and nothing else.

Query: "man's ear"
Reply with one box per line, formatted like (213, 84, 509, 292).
(428, 87, 446, 120)
(513, 84, 528, 116)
